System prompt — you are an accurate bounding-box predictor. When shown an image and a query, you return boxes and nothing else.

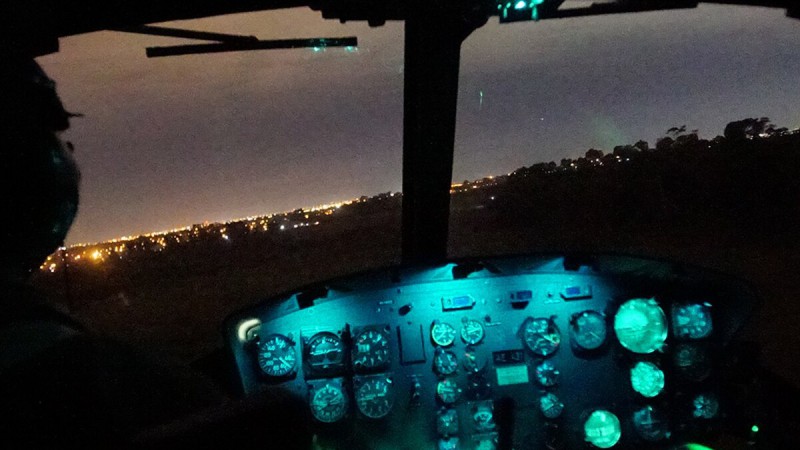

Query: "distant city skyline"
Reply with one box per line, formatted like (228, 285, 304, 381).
(38, 5, 800, 244)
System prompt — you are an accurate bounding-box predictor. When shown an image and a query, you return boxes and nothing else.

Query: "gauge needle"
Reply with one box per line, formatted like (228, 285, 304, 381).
(278, 357, 292, 368)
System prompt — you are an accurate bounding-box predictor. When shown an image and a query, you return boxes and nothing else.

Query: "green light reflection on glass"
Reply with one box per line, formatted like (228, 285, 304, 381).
(613, 298, 668, 353)
(630, 361, 665, 398)
(584, 410, 622, 448)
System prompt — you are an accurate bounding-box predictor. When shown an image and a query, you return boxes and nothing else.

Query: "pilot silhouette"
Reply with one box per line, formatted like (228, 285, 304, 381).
(0, 52, 310, 448)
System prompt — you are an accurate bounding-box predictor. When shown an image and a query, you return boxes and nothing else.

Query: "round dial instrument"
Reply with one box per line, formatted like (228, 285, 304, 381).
(431, 322, 457, 347)
(460, 318, 485, 345)
(672, 303, 713, 340)
(355, 377, 394, 419)
(434, 348, 459, 375)
(352, 329, 390, 370)
(462, 346, 488, 373)
(570, 310, 607, 351)
(306, 332, 345, 370)
(523, 318, 561, 357)
(436, 378, 461, 404)
(584, 410, 622, 449)
(256, 334, 296, 377)
(539, 392, 564, 419)
(672, 343, 711, 381)
(633, 405, 669, 441)
(534, 360, 560, 387)
(630, 361, 665, 398)
(473, 404, 495, 432)
(310, 383, 348, 423)
(613, 298, 668, 354)
(692, 393, 719, 419)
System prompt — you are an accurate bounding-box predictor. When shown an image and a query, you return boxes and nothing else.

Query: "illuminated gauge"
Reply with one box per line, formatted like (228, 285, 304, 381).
(437, 409, 459, 437)
(474, 438, 497, 450)
(310, 382, 348, 423)
(672, 303, 713, 340)
(534, 360, 560, 387)
(352, 329, 390, 371)
(584, 410, 622, 448)
(438, 438, 459, 450)
(523, 317, 561, 357)
(632, 405, 669, 441)
(256, 334, 297, 377)
(436, 378, 462, 404)
(473, 402, 495, 432)
(613, 298, 668, 354)
(306, 332, 345, 370)
(539, 392, 565, 419)
(431, 321, 457, 347)
(355, 377, 394, 419)
(692, 394, 719, 419)
(461, 317, 485, 345)
(462, 346, 488, 373)
(630, 361, 665, 398)
(465, 373, 491, 400)
(570, 310, 607, 351)
(434, 348, 459, 375)
(672, 343, 711, 381)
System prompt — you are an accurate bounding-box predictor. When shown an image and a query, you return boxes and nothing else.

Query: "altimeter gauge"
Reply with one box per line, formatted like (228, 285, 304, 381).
(355, 376, 395, 419)
(310, 382, 348, 423)
(431, 321, 457, 347)
(522, 317, 561, 357)
(570, 310, 607, 351)
(352, 328, 391, 371)
(257, 333, 296, 377)
(461, 317, 485, 345)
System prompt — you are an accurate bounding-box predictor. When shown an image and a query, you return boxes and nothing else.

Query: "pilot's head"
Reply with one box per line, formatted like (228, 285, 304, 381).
(1, 53, 80, 282)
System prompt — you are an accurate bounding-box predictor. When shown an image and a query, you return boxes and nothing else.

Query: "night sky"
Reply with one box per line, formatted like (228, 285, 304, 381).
(37, 4, 799, 245)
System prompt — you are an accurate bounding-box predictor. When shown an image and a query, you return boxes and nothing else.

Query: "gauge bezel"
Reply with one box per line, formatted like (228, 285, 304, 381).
(354, 375, 395, 419)
(351, 325, 392, 373)
(431, 321, 458, 347)
(521, 317, 562, 357)
(569, 310, 608, 353)
(308, 378, 349, 423)
(303, 330, 347, 376)
(460, 317, 486, 345)
(256, 333, 298, 378)
(434, 348, 459, 376)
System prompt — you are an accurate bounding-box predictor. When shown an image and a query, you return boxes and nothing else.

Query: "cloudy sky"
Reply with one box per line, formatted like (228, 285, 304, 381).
(38, 4, 800, 244)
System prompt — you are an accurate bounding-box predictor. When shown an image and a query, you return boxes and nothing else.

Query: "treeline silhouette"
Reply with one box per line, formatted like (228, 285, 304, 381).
(30, 118, 800, 367)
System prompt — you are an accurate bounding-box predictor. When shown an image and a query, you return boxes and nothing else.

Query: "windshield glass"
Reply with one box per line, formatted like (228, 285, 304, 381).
(28, 1, 800, 435)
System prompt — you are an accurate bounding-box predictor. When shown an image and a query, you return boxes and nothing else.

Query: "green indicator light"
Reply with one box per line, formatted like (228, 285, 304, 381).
(614, 298, 668, 353)
(683, 444, 714, 450)
(584, 410, 622, 448)
(514, 0, 526, 9)
(630, 361, 665, 398)
(751, 424, 759, 433)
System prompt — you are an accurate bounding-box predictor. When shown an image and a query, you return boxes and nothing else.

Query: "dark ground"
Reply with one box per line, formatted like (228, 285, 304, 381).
(30, 134, 800, 389)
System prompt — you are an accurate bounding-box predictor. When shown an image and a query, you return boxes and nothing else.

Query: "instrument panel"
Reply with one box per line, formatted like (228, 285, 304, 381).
(224, 255, 757, 449)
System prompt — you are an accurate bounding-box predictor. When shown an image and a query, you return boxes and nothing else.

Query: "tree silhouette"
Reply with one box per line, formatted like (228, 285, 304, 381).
(724, 117, 772, 141)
